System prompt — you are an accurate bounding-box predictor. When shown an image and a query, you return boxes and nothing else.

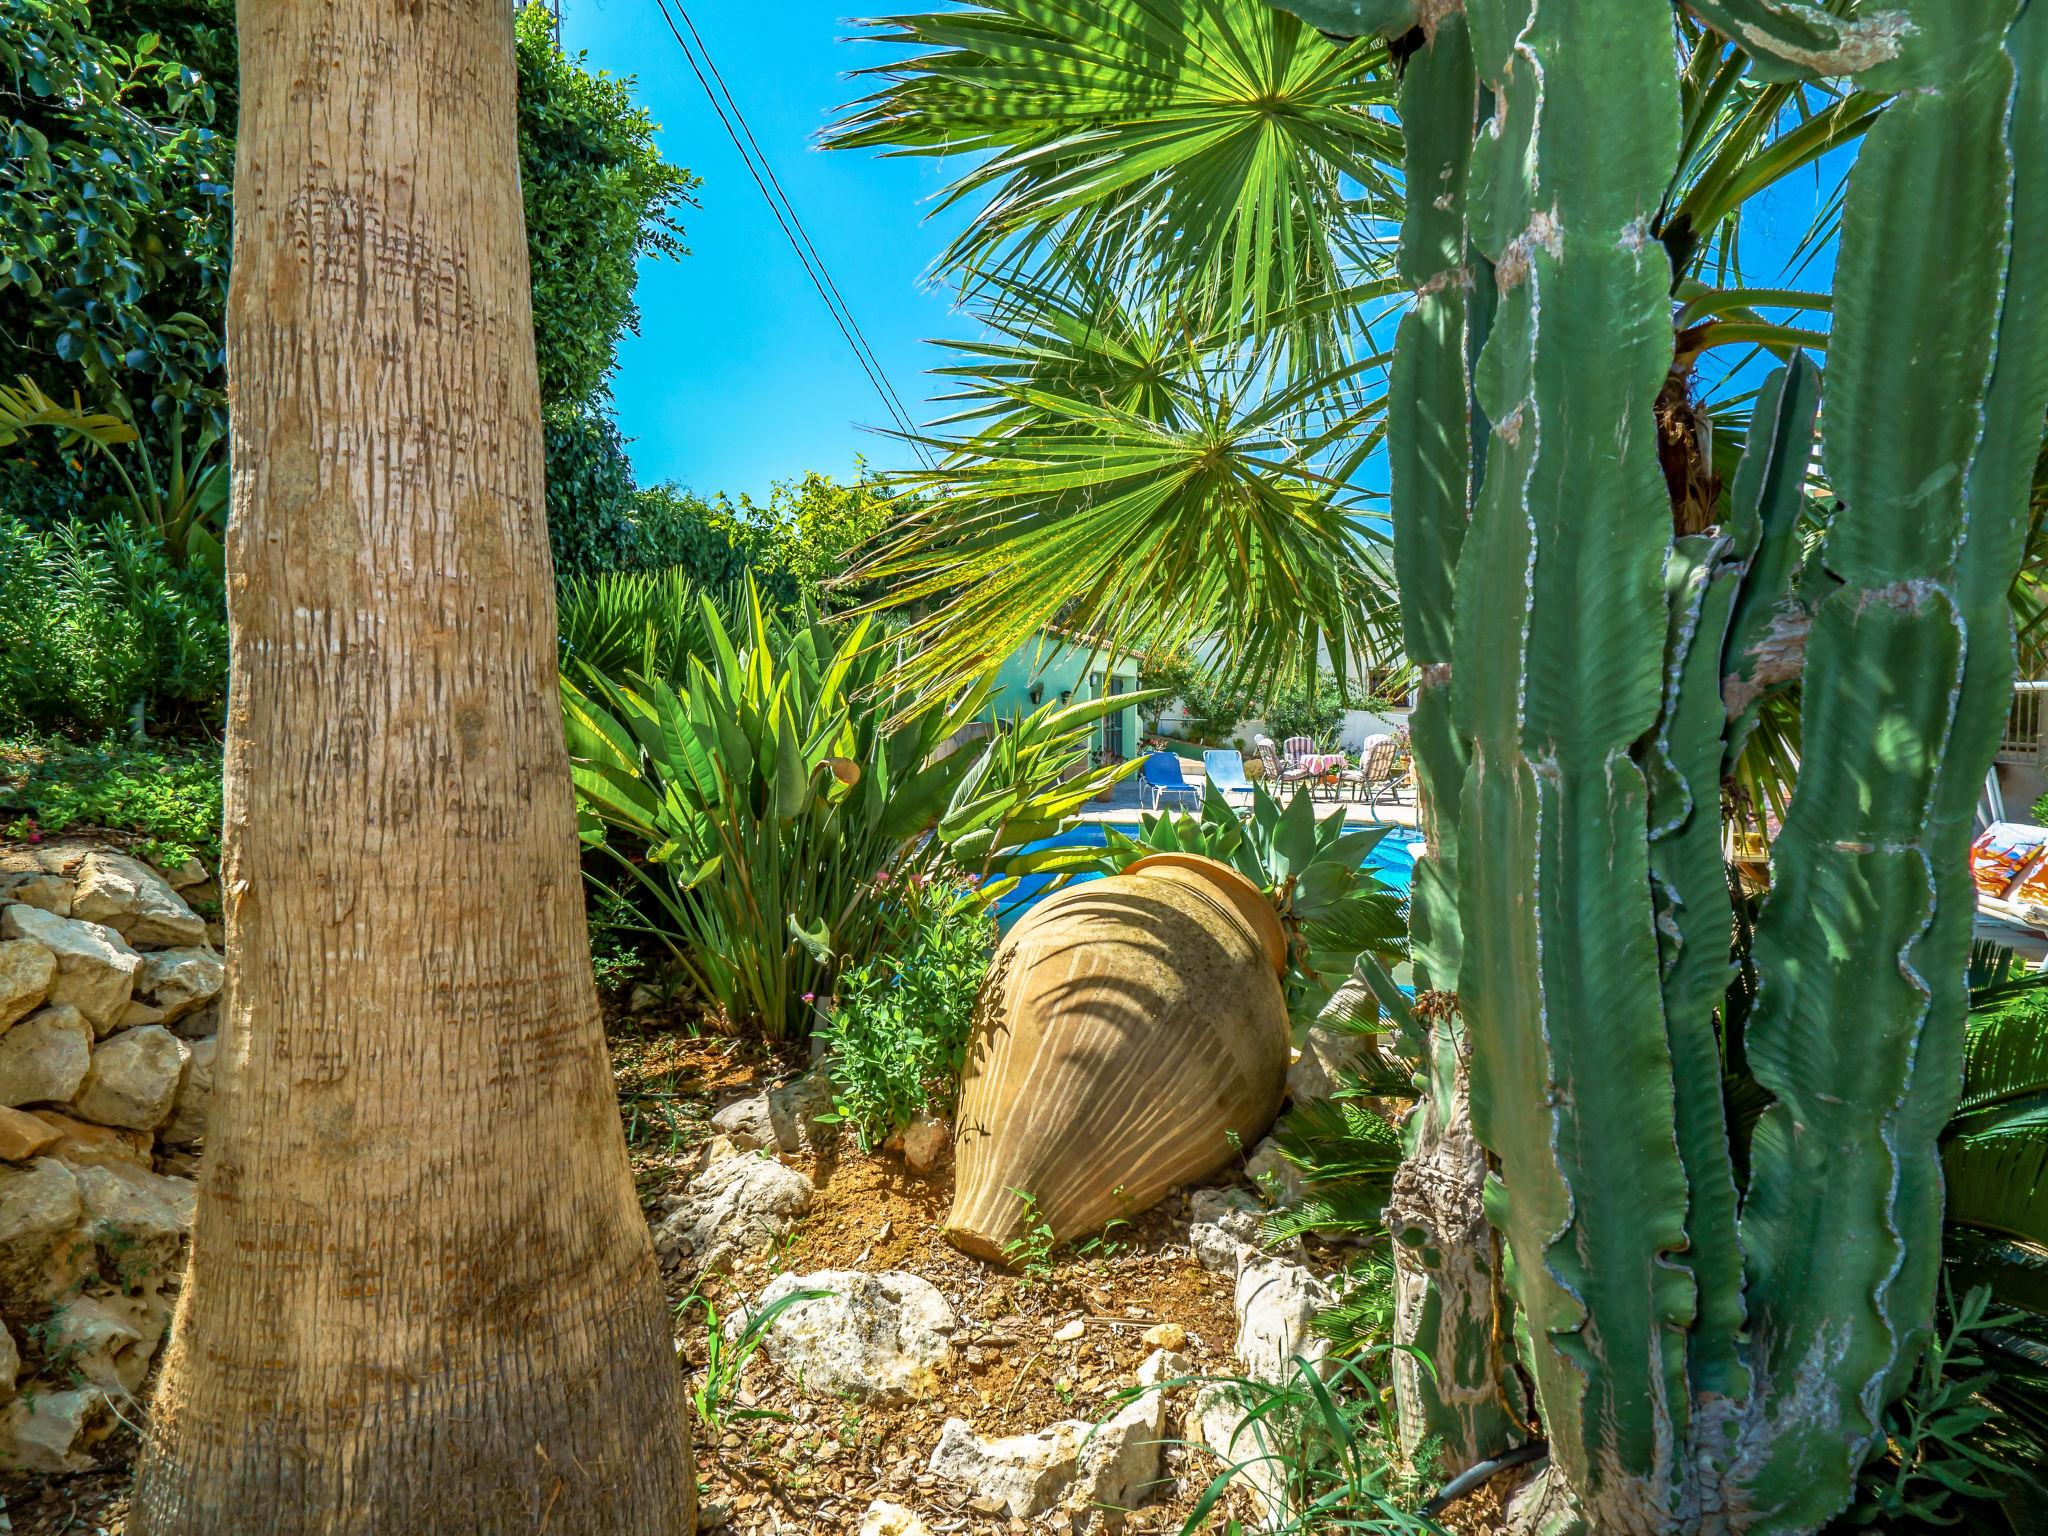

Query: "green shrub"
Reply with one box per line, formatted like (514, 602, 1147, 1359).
(0, 733, 223, 866)
(0, 515, 227, 730)
(816, 880, 995, 1149)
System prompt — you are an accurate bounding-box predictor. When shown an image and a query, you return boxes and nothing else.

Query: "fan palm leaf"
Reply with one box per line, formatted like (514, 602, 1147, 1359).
(827, 0, 1401, 342)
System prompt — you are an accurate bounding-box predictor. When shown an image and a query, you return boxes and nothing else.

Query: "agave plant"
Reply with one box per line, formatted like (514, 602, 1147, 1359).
(562, 579, 1137, 1038)
(1004, 781, 1407, 1024)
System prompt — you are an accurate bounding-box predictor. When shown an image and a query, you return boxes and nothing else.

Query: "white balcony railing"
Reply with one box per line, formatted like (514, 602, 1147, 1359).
(2000, 680, 2048, 767)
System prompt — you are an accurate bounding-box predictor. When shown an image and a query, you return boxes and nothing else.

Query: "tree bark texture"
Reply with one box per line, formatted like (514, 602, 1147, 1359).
(129, 0, 695, 1529)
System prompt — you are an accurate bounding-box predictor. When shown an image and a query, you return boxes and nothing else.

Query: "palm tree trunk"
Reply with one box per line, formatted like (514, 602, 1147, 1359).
(128, 0, 694, 1530)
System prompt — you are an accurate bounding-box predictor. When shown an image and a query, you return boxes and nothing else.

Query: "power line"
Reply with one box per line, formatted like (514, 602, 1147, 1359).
(649, 0, 933, 466)
(670, 2, 929, 454)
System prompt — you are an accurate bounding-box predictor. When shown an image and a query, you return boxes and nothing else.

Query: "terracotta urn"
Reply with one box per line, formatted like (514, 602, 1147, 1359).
(945, 853, 1291, 1262)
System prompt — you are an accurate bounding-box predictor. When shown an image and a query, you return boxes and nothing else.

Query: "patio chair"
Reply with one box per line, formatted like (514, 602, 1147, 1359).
(1341, 734, 1407, 813)
(1139, 750, 1201, 812)
(1282, 735, 1316, 766)
(1256, 736, 1316, 801)
(1202, 749, 1257, 813)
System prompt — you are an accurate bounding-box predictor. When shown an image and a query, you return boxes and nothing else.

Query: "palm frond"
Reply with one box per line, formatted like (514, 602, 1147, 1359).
(826, 0, 1402, 342)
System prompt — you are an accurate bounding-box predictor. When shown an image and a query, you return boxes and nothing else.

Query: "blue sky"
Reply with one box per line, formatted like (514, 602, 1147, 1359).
(559, 0, 967, 502)
(557, 1, 1846, 504)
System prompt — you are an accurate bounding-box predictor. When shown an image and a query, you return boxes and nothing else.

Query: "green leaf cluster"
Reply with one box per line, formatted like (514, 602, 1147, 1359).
(0, 731, 222, 867)
(815, 883, 996, 1149)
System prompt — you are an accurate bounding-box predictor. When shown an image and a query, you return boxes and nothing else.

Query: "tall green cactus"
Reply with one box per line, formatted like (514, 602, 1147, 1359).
(1293, 0, 2048, 1527)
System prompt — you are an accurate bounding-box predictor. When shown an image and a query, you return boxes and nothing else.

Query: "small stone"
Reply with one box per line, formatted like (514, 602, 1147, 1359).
(71, 851, 207, 949)
(0, 1387, 114, 1474)
(0, 907, 141, 1032)
(1187, 1186, 1264, 1275)
(119, 999, 170, 1029)
(627, 983, 662, 1014)
(858, 1499, 931, 1536)
(1053, 1318, 1086, 1343)
(70, 1024, 189, 1131)
(0, 1004, 94, 1108)
(133, 946, 223, 1023)
(0, 1105, 61, 1162)
(697, 1499, 733, 1530)
(739, 1270, 955, 1402)
(898, 1112, 950, 1172)
(650, 1151, 811, 1277)
(0, 937, 56, 1030)
(1141, 1322, 1187, 1352)
(1135, 1348, 1194, 1391)
(159, 1034, 217, 1145)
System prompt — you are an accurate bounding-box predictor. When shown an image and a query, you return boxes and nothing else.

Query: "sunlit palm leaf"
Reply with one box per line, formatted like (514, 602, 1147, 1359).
(854, 348, 1396, 714)
(827, 0, 1401, 340)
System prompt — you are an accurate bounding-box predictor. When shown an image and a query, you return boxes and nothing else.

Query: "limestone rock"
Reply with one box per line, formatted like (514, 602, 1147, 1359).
(928, 1417, 1089, 1519)
(159, 856, 210, 891)
(170, 999, 219, 1042)
(710, 1068, 837, 1157)
(0, 872, 74, 917)
(1071, 1388, 1170, 1527)
(70, 1024, 188, 1131)
(0, 907, 140, 1032)
(858, 1500, 932, 1536)
(0, 1387, 115, 1474)
(1233, 1258, 1334, 1386)
(0, 1004, 94, 1108)
(74, 1160, 196, 1281)
(651, 1151, 811, 1276)
(27, 1110, 152, 1171)
(1188, 1186, 1264, 1275)
(1135, 1347, 1193, 1391)
(0, 1105, 61, 1162)
(159, 1034, 217, 1145)
(1243, 1137, 1305, 1207)
(1286, 979, 1381, 1104)
(0, 1320, 16, 1401)
(45, 1292, 167, 1393)
(0, 1157, 89, 1306)
(1191, 1384, 1285, 1518)
(133, 946, 223, 1023)
(71, 851, 207, 949)
(742, 1269, 954, 1402)
(0, 937, 56, 1030)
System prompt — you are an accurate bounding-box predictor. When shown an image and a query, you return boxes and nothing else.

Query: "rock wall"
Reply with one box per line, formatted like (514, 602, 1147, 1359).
(0, 842, 219, 1473)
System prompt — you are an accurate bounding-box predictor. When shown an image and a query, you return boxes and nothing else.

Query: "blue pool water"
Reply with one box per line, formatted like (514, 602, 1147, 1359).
(988, 822, 1422, 930)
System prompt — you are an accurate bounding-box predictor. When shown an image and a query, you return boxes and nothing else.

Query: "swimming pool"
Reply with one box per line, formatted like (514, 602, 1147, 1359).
(987, 821, 1422, 929)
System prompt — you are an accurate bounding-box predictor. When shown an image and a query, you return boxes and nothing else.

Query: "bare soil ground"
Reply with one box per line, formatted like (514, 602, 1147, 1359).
(0, 1011, 1280, 1536)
